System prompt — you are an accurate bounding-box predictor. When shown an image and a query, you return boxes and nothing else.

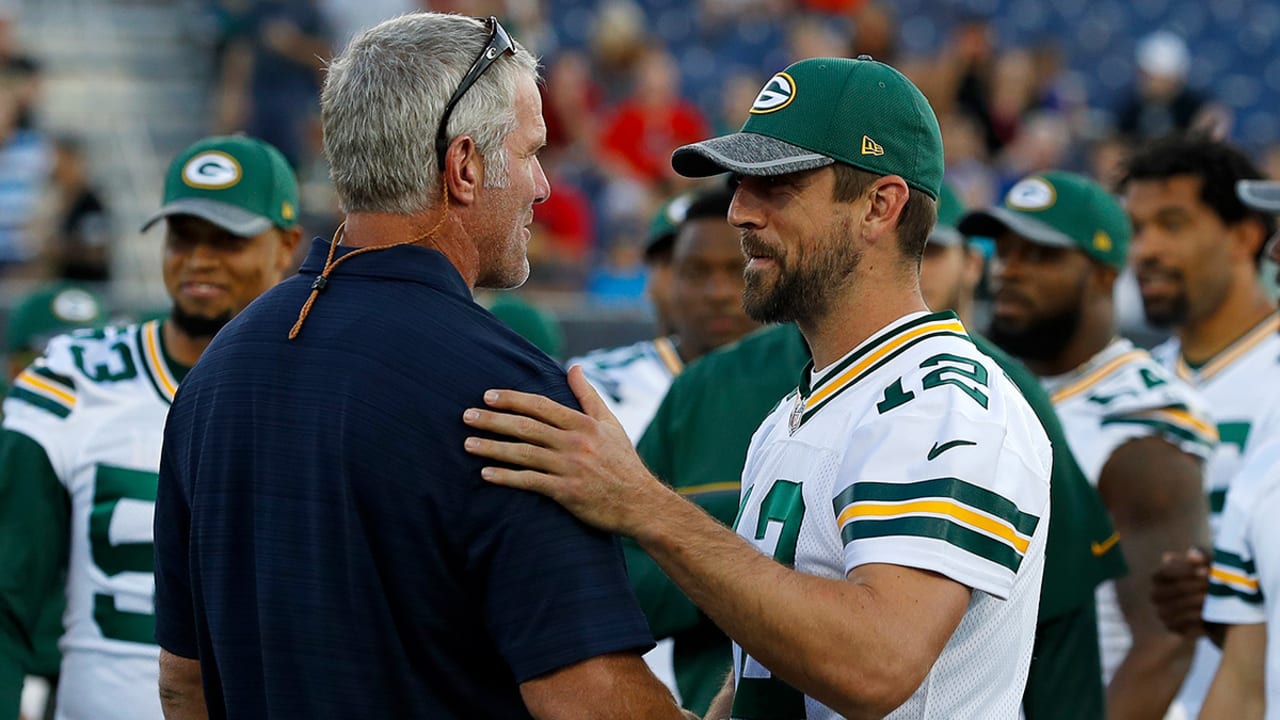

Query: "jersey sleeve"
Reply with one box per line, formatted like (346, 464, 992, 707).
(1202, 446, 1276, 626)
(1092, 363, 1217, 463)
(0, 428, 70, 715)
(832, 362, 1050, 600)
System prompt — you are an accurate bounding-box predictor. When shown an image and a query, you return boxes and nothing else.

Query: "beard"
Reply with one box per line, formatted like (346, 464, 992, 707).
(1141, 290, 1191, 328)
(169, 303, 234, 339)
(987, 302, 1082, 363)
(741, 222, 860, 324)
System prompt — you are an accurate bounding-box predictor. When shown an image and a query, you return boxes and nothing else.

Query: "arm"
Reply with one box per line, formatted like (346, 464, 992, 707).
(703, 675, 734, 720)
(520, 651, 686, 720)
(0, 429, 69, 717)
(1097, 437, 1209, 720)
(158, 649, 207, 720)
(1197, 623, 1265, 720)
(464, 369, 972, 717)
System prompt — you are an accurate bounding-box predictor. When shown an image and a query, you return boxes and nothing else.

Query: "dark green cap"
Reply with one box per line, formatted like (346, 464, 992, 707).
(142, 135, 299, 236)
(6, 284, 107, 352)
(671, 56, 944, 200)
(929, 181, 966, 247)
(958, 171, 1131, 270)
(646, 191, 695, 261)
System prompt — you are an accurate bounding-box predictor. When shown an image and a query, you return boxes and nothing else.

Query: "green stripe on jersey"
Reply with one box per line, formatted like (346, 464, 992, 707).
(1209, 489, 1228, 515)
(8, 387, 71, 418)
(31, 365, 75, 392)
(1099, 416, 1214, 448)
(1214, 549, 1258, 575)
(841, 515, 1024, 572)
(833, 477, 1040, 537)
(1207, 581, 1263, 605)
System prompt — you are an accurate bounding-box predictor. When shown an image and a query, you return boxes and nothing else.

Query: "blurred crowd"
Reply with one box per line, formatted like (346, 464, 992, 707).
(1, 0, 1279, 327)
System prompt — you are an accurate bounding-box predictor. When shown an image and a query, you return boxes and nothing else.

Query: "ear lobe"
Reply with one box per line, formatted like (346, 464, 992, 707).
(1232, 218, 1267, 263)
(444, 136, 480, 206)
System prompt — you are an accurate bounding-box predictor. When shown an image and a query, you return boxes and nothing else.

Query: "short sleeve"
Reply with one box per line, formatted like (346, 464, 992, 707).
(1203, 448, 1275, 626)
(152, 401, 198, 659)
(831, 376, 1050, 600)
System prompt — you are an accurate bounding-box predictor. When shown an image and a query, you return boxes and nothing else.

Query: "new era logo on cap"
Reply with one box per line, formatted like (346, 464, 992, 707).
(750, 72, 796, 114)
(861, 136, 884, 156)
(183, 151, 243, 190)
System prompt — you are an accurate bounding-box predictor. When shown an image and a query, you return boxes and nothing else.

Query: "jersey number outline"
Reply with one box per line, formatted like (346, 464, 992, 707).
(71, 342, 138, 383)
(731, 480, 807, 718)
(877, 352, 990, 414)
(89, 464, 158, 645)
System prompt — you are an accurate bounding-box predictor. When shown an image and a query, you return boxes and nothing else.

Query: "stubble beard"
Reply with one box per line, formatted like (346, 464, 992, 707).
(169, 303, 234, 339)
(987, 301, 1084, 363)
(741, 222, 860, 325)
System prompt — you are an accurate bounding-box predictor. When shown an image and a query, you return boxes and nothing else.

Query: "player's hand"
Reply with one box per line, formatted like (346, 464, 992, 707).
(463, 365, 671, 536)
(1150, 547, 1211, 636)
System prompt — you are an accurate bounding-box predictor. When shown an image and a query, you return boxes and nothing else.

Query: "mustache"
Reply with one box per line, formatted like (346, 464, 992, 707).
(741, 231, 776, 259)
(1134, 258, 1184, 281)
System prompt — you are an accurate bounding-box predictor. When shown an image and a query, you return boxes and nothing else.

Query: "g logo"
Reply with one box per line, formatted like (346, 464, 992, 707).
(52, 288, 101, 323)
(182, 152, 242, 189)
(750, 72, 796, 114)
(1005, 177, 1056, 211)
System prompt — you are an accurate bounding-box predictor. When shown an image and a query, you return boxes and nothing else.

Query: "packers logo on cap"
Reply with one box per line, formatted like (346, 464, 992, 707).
(750, 72, 796, 114)
(1006, 177, 1056, 211)
(182, 151, 242, 190)
(51, 288, 100, 323)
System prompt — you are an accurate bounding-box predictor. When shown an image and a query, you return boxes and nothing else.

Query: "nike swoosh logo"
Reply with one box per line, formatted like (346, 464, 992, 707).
(927, 439, 977, 461)
(1091, 532, 1121, 556)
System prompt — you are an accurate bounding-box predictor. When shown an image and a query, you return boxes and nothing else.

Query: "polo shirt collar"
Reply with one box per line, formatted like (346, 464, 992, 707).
(298, 237, 472, 298)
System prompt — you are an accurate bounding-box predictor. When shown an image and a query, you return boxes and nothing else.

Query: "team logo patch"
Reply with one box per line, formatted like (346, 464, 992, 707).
(182, 151, 242, 190)
(749, 72, 796, 114)
(51, 288, 100, 323)
(860, 135, 884, 156)
(789, 394, 804, 434)
(1005, 177, 1056, 211)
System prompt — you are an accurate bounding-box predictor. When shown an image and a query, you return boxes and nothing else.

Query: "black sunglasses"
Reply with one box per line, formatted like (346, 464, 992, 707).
(434, 16, 516, 172)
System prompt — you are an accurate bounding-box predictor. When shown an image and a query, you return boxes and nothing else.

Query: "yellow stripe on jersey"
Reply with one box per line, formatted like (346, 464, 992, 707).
(806, 318, 966, 411)
(143, 321, 178, 401)
(1210, 565, 1260, 591)
(1176, 313, 1280, 383)
(653, 336, 684, 376)
(677, 481, 741, 496)
(1049, 350, 1147, 405)
(1140, 407, 1219, 442)
(15, 370, 76, 407)
(837, 499, 1031, 554)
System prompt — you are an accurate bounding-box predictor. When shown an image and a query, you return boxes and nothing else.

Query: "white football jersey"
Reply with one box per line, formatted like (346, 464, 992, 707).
(729, 312, 1051, 720)
(3, 320, 178, 720)
(1041, 338, 1216, 686)
(1153, 312, 1280, 716)
(1202, 438, 1280, 720)
(568, 337, 684, 442)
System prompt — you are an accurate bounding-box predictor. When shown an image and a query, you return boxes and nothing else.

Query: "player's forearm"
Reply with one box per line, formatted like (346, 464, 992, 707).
(158, 650, 208, 720)
(703, 674, 735, 720)
(1105, 633, 1196, 720)
(633, 494, 930, 717)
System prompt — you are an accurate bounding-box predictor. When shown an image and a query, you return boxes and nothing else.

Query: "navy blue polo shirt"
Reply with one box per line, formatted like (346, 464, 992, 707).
(154, 239, 654, 719)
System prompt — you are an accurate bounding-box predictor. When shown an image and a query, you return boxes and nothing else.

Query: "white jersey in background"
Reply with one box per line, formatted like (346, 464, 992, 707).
(3, 320, 179, 720)
(1041, 338, 1216, 686)
(1152, 312, 1280, 717)
(568, 336, 684, 442)
(731, 312, 1051, 720)
(1202, 439, 1280, 720)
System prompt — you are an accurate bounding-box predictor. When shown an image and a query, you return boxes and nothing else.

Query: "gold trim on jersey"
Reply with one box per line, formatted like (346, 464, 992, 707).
(1137, 407, 1219, 442)
(837, 498, 1032, 554)
(14, 369, 76, 408)
(1049, 349, 1147, 405)
(677, 481, 740, 496)
(1175, 312, 1280, 384)
(141, 321, 179, 402)
(1210, 565, 1259, 592)
(652, 336, 684, 376)
(804, 316, 967, 413)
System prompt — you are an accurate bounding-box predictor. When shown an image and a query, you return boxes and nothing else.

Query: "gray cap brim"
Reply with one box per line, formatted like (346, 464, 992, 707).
(957, 207, 1074, 248)
(671, 132, 835, 178)
(1237, 180, 1280, 212)
(140, 198, 273, 236)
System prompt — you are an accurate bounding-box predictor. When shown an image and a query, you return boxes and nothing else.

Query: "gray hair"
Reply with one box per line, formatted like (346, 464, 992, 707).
(322, 13, 539, 214)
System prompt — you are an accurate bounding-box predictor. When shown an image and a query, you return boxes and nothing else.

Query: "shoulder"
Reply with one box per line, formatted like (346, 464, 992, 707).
(5, 323, 143, 423)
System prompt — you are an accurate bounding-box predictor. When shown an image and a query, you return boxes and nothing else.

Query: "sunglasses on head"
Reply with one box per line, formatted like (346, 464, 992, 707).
(434, 16, 516, 172)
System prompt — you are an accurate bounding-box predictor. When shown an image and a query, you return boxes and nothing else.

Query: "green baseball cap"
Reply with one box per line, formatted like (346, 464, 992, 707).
(957, 171, 1131, 270)
(929, 182, 966, 247)
(6, 284, 107, 353)
(646, 191, 695, 261)
(671, 56, 944, 200)
(141, 135, 299, 237)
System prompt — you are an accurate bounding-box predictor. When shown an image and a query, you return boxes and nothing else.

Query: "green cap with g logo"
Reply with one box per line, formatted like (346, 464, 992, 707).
(670, 56, 944, 199)
(957, 171, 1131, 270)
(141, 135, 299, 236)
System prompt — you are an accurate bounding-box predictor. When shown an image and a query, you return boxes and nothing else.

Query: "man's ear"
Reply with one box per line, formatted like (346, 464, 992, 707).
(277, 226, 304, 273)
(442, 136, 483, 206)
(863, 175, 911, 240)
(1228, 216, 1268, 265)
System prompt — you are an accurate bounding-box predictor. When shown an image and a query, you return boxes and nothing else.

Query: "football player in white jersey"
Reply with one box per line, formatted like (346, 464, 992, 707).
(569, 184, 757, 442)
(1122, 136, 1279, 717)
(462, 56, 1051, 719)
(0, 135, 301, 720)
(965, 170, 1215, 719)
